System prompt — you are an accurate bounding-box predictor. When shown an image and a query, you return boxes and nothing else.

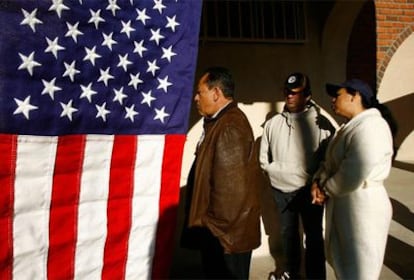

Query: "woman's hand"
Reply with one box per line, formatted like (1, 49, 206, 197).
(311, 181, 327, 205)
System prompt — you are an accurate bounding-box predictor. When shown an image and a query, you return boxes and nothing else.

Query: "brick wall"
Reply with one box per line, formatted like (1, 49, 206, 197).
(375, 0, 414, 87)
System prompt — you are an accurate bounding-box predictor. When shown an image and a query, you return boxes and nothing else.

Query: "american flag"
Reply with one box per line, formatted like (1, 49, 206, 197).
(0, 0, 201, 279)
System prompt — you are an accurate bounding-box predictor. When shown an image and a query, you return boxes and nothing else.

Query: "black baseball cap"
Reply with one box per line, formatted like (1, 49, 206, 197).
(284, 72, 311, 95)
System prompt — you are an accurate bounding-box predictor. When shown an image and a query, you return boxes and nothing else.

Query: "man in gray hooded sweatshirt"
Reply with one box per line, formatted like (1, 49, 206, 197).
(259, 72, 336, 280)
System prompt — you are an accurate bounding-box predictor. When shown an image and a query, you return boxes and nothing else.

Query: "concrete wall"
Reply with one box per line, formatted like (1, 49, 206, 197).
(171, 0, 414, 277)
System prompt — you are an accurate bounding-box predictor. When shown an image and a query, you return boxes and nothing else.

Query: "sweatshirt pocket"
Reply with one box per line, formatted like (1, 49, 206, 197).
(266, 161, 309, 190)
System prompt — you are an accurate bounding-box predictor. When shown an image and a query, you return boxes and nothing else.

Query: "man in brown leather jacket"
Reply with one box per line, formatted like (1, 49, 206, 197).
(182, 67, 261, 279)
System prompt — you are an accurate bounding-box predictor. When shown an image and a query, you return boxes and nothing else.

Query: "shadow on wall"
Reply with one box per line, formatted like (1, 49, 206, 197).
(385, 92, 414, 171)
(384, 198, 414, 279)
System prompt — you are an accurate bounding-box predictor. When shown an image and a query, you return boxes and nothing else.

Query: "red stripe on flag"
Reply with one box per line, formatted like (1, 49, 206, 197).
(48, 135, 85, 280)
(0, 135, 17, 280)
(102, 135, 136, 280)
(151, 134, 186, 279)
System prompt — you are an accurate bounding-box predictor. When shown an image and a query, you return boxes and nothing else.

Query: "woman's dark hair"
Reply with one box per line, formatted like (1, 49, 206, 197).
(203, 67, 235, 98)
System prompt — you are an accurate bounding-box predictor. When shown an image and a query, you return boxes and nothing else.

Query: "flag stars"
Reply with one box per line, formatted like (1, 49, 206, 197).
(146, 59, 159, 76)
(65, 22, 83, 43)
(117, 54, 132, 72)
(157, 75, 172, 93)
(49, 0, 69, 18)
(95, 102, 110, 122)
(60, 100, 78, 121)
(121, 20, 135, 39)
(80, 83, 97, 103)
(98, 67, 114, 86)
(89, 9, 105, 29)
(102, 32, 117, 51)
(113, 87, 128, 105)
(41, 78, 62, 100)
(154, 106, 169, 123)
(161, 45, 177, 62)
(129, 72, 143, 90)
(83, 46, 101, 66)
(125, 104, 139, 122)
(20, 8, 43, 32)
(141, 90, 156, 107)
(166, 15, 180, 32)
(133, 40, 147, 58)
(18, 52, 41, 76)
(136, 8, 151, 25)
(106, 0, 121, 16)
(45, 37, 65, 59)
(150, 28, 164, 45)
(63, 61, 80, 82)
(153, 0, 166, 14)
(13, 96, 38, 120)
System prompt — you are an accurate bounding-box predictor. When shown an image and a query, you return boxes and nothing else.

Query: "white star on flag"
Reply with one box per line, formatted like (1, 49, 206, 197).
(157, 75, 172, 93)
(150, 28, 164, 45)
(147, 59, 160, 76)
(89, 9, 105, 29)
(80, 83, 98, 103)
(63, 61, 80, 82)
(133, 40, 147, 57)
(129, 72, 143, 90)
(121, 20, 135, 38)
(83, 46, 101, 66)
(153, 0, 166, 14)
(166, 15, 180, 32)
(125, 104, 139, 122)
(65, 22, 83, 43)
(113, 87, 128, 105)
(161, 46, 177, 62)
(141, 90, 156, 107)
(20, 8, 43, 32)
(95, 102, 110, 122)
(102, 32, 117, 50)
(98, 67, 114, 86)
(136, 8, 151, 25)
(13, 96, 38, 119)
(117, 54, 132, 72)
(154, 106, 169, 123)
(60, 99, 78, 121)
(49, 0, 69, 18)
(45, 37, 65, 59)
(41, 78, 62, 100)
(18, 52, 41, 76)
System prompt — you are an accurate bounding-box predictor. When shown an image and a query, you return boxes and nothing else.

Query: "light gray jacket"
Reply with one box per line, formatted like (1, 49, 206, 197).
(259, 103, 335, 192)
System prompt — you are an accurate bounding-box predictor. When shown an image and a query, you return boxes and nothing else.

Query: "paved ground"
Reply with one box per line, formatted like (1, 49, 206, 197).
(170, 167, 414, 279)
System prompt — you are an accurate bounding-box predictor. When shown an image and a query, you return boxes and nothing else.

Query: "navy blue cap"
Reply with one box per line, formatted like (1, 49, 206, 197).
(326, 79, 374, 101)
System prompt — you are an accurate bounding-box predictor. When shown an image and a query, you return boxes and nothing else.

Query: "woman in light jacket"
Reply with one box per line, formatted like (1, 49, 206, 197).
(311, 79, 397, 280)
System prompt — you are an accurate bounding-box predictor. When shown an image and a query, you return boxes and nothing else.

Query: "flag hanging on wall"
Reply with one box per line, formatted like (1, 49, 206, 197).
(0, 0, 202, 279)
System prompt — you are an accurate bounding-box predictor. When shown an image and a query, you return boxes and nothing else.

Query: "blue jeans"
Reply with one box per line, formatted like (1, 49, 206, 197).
(272, 187, 326, 279)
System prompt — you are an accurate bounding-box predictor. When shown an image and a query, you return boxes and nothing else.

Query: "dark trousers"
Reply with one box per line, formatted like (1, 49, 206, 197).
(272, 187, 326, 279)
(199, 228, 252, 279)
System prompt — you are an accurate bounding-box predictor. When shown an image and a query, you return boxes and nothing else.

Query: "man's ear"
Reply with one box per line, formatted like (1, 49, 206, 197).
(213, 87, 221, 102)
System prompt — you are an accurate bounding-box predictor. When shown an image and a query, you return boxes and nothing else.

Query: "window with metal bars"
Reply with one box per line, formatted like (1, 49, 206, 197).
(199, 0, 307, 43)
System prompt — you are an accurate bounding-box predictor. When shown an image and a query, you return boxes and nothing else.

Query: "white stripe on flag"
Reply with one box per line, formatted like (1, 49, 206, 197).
(13, 136, 57, 280)
(125, 135, 165, 280)
(74, 135, 114, 279)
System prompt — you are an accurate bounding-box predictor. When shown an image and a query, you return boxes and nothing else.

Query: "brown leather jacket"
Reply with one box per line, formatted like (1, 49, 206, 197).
(188, 102, 261, 253)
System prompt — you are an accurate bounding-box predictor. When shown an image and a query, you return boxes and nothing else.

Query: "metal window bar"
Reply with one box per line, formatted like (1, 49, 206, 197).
(199, 0, 306, 44)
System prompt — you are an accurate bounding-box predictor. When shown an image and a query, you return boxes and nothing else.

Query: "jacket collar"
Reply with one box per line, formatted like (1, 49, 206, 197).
(204, 101, 236, 124)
